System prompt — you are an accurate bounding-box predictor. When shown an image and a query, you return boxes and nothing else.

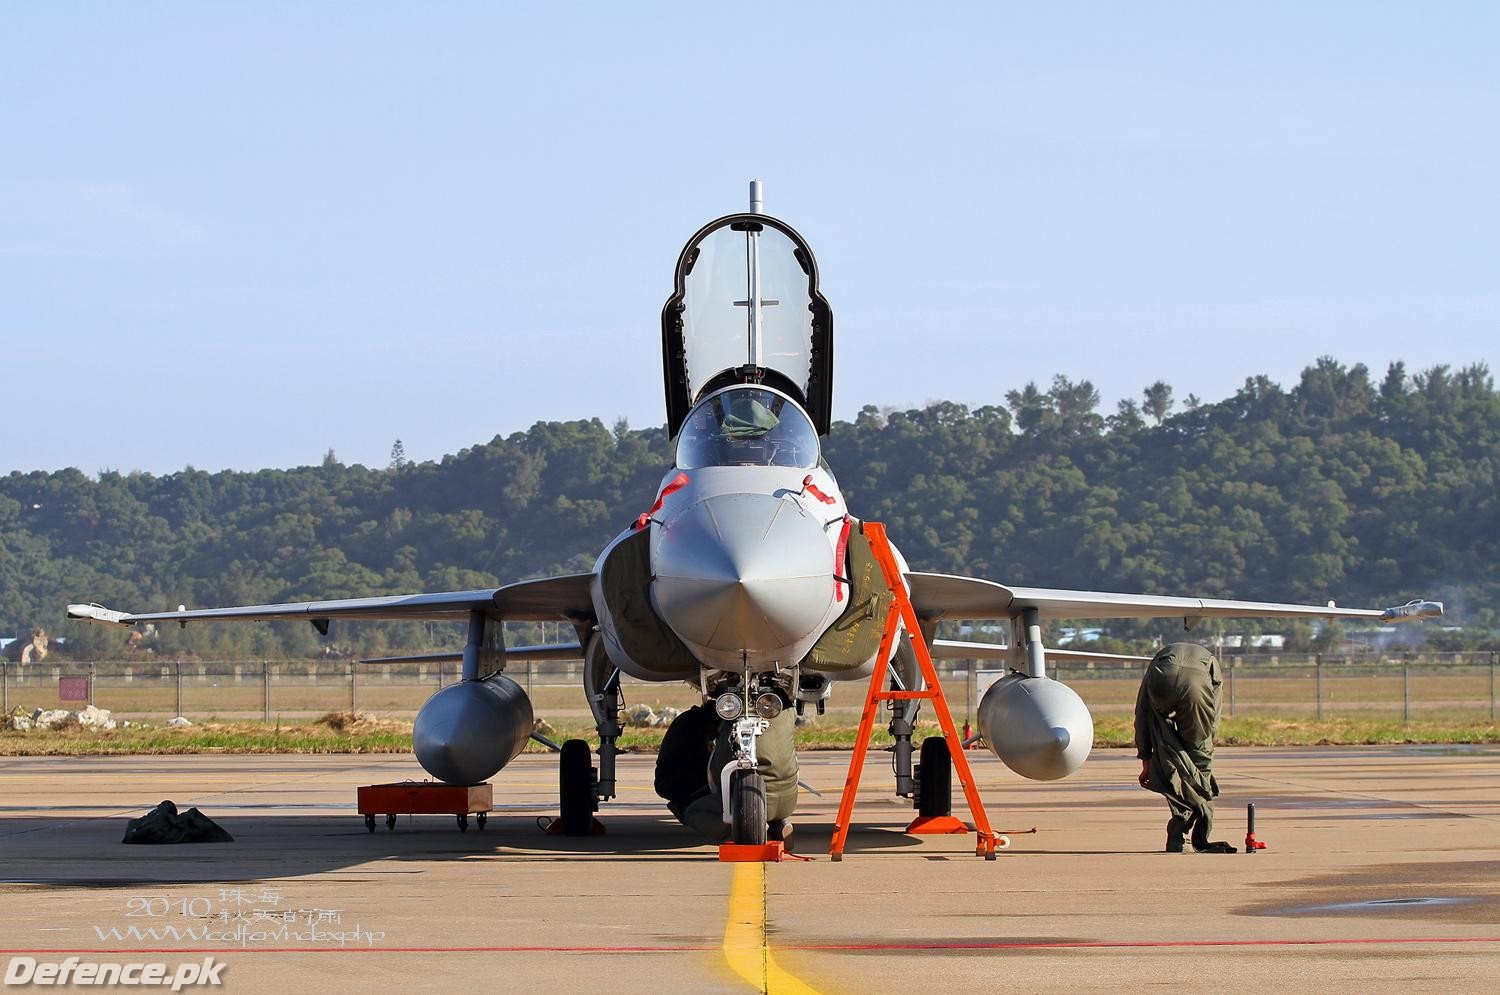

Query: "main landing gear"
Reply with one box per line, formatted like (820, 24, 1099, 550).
(886, 640, 952, 819)
(557, 738, 600, 836)
(914, 735, 954, 819)
(886, 637, 956, 824)
(553, 634, 621, 837)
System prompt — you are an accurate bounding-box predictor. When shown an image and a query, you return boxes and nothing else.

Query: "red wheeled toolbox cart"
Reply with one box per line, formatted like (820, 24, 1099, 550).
(357, 781, 492, 833)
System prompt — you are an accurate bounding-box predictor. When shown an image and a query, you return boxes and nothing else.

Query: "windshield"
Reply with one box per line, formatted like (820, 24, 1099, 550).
(675, 387, 820, 469)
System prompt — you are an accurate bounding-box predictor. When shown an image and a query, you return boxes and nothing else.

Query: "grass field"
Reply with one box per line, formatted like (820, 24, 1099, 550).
(5, 657, 1497, 757)
(3, 711, 1497, 757)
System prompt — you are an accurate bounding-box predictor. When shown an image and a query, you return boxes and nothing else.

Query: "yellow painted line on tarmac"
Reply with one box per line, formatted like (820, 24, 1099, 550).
(722, 861, 821, 994)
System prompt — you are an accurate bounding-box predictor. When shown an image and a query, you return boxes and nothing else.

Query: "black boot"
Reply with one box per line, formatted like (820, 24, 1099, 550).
(1191, 818, 1237, 854)
(1165, 817, 1186, 853)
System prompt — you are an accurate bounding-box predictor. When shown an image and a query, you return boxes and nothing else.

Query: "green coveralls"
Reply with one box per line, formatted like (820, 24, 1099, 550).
(1134, 642, 1223, 840)
(654, 704, 799, 841)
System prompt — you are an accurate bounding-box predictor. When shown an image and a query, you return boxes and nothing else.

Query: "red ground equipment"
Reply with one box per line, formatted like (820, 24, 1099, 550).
(828, 523, 1002, 860)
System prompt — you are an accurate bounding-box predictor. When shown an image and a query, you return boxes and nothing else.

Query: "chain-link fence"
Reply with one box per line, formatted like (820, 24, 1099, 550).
(4, 653, 1497, 725)
(1, 660, 687, 724)
(1050, 653, 1500, 723)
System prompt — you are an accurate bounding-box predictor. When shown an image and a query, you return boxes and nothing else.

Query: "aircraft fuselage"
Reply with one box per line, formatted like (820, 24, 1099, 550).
(590, 383, 892, 711)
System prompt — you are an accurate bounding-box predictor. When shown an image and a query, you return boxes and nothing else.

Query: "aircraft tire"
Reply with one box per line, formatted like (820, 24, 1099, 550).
(559, 739, 596, 836)
(917, 736, 953, 817)
(730, 769, 768, 846)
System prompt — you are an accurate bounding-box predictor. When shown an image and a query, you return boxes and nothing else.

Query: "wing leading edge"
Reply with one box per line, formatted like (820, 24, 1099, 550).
(906, 572, 1443, 628)
(929, 638, 1151, 663)
(67, 573, 596, 628)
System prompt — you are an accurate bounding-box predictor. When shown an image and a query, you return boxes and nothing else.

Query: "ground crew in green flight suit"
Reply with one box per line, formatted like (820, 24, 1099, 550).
(1134, 642, 1237, 853)
(654, 702, 799, 844)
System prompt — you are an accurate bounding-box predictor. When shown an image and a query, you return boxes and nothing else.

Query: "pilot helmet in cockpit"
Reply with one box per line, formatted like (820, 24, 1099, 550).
(675, 386, 819, 470)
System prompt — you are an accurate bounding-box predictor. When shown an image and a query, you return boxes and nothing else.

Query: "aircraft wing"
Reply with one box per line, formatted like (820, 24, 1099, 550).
(928, 639, 1151, 663)
(906, 572, 1443, 628)
(67, 573, 597, 628)
(362, 643, 585, 665)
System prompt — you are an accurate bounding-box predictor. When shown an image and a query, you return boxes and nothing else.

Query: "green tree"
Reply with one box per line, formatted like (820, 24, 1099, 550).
(1142, 381, 1174, 424)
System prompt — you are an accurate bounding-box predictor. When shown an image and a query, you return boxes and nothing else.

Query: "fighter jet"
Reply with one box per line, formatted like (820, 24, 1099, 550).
(68, 182, 1444, 844)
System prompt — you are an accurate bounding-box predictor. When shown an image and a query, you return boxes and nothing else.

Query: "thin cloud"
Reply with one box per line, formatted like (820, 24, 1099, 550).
(0, 180, 206, 250)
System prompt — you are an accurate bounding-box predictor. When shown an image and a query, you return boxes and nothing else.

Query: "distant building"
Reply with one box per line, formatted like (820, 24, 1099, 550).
(2, 628, 49, 663)
(1056, 627, 1104, 646)
(1217, 634, 1286, 650)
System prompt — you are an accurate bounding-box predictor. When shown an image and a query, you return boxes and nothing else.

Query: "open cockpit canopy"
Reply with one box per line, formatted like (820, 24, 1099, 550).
(674, 385, 820, 470)
(662, 212, 833, 437)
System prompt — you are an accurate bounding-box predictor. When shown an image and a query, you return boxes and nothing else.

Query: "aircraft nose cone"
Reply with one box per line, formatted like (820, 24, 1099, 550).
(652, 493, 835, 654)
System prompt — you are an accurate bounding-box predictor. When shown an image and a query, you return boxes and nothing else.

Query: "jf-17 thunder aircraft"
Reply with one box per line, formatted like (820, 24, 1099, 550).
(70, 182, 1444, 846)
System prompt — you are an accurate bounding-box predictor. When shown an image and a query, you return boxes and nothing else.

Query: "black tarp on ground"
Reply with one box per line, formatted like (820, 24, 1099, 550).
(121, 800, 234, 844)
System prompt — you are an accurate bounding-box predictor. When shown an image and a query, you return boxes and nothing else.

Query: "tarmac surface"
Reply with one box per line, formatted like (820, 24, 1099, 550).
(2, 745, 1498, 992)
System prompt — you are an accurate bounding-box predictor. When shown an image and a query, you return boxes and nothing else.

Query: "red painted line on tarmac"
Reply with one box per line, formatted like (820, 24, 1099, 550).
(4, 937, 1499, 955)
(795, 936, 1500, 951)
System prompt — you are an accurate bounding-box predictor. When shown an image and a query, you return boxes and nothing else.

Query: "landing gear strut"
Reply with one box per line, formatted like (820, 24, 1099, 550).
(889, 636, 924, 806)
(719, 713, 772, 844)
(553, 633, 621, 837)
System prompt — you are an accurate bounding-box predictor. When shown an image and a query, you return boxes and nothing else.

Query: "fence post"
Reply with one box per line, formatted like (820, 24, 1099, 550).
(175, 661, 183, 718)
(349, 662, 357, 711)
(89, 662, 96, 706)
(1491, 651, 1496, 722)
(1315, 653, 1323, 720)
(2, 661, 7, 715)
(262, 662, 270, 722)
(1403, 663, 1410, 722)
(526, 661, 533, 700)
(1228, 655, 1235, 718)
(967, 662, 977, 727)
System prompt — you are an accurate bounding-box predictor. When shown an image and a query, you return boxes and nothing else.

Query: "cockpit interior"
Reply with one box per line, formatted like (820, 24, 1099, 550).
(674, 386, 820, 470)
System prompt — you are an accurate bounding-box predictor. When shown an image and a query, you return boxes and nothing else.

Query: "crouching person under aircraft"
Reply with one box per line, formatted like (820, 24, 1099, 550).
(1134, 642, 1237, 853)
(654, 703, 799, 844)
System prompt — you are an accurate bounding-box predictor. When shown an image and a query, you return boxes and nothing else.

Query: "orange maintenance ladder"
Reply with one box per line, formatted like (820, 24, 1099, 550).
(829, 522, 1001, 860)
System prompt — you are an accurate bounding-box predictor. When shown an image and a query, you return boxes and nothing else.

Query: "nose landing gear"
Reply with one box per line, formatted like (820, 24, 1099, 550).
(721, 714, 771, 845)
(716, 708, 809, 861)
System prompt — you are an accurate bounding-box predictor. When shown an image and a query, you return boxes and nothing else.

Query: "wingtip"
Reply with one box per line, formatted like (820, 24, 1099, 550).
(66, 603, 133, 626)
(1378, 600, 1444, 624)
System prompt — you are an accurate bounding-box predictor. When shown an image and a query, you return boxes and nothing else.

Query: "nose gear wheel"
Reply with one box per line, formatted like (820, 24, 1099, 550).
(729, 770, 768, 846)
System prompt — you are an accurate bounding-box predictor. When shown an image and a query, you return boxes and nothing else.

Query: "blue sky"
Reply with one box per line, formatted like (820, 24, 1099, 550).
(4, 3, 1495, 474)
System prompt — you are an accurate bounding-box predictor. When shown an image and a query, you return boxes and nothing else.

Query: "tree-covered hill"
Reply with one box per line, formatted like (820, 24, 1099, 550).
(3, 359, 1496, 658)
